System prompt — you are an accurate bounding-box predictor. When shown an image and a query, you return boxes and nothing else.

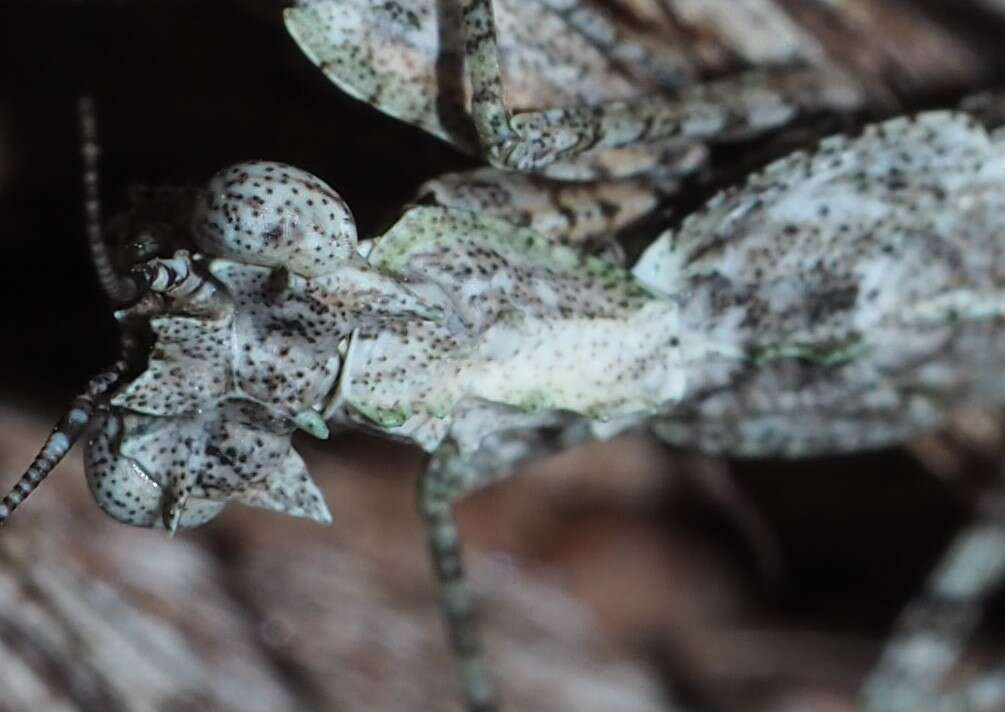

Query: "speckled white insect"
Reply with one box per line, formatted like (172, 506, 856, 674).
(4, 2, 1005, 711)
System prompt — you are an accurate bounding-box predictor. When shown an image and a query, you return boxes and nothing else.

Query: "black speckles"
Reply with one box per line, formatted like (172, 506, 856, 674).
(208, 260, 347, 419)
(343, 205, 680, 426)
(114, 310, 234, 418)
(630, 110, 1005, 455)
(88, 399, 331, 528)
(807, 284, 860, 323)
(192, 161, 357, 277)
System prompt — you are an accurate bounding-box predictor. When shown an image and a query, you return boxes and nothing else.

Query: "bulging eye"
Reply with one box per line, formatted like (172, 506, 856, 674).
(192, 161, 358, 277)
(85, 413, 224, 530)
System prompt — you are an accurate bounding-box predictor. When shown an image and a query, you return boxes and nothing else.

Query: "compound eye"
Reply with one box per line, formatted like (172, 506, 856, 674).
(192, 161, 357, 277)
(85, 413, 224, 529)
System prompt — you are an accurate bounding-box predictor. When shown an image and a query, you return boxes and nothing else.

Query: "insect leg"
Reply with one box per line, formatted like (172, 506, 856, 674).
(416, 421, 583, 710)
(461, 0, 861, 174)
(860, 482, 1005, 711)
(419, 442, 499, 712)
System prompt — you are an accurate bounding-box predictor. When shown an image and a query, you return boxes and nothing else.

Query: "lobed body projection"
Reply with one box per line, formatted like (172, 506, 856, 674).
(55, 110, 1005, 531)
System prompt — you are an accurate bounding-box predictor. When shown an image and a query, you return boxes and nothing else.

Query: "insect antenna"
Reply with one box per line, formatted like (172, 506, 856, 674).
(0, 357, 129, 525)
(78, 96, 145, 305)
(0, 98, 145, 525)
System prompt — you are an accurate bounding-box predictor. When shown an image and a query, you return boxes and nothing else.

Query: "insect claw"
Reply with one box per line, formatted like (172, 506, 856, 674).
(161, 491, 185, 535)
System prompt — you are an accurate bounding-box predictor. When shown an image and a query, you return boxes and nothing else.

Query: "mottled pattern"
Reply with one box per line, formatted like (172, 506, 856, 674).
(13, 110, 1005, 711)
(662, 0, 826, 65)
(529, 0, 696, 89)
(417, 165, 675, 255)
(285, 0, 861, 178)
(86, 401, 329, 529)
(115, 295, 233, 416)
(192, 161, 357, 277)
(209, 258, 435, 418)
(92, 162, 440, 529)
(209, 261, 342, 418)
(3, 8, 1004, 712)
(284, 0, 644, 156)
(336, 205, 682, 447)
(77, 113, 1005, 522)
(634, 112, 1005, 455)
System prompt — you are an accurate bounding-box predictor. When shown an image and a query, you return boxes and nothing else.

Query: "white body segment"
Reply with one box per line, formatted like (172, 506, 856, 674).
(336, 206, 683, 451)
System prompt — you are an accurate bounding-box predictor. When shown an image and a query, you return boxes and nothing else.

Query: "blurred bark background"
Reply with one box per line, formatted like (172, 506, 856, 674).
(2, 1, 1005, 710)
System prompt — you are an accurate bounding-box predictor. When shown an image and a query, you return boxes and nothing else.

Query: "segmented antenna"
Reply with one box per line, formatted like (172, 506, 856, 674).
(0, 359, 128, 525)
(0, 98, 142, 526)
(78, 96, 142, 304)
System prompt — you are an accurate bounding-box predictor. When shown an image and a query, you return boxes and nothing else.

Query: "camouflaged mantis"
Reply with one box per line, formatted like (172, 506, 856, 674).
(4, 1, 1005, 711)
